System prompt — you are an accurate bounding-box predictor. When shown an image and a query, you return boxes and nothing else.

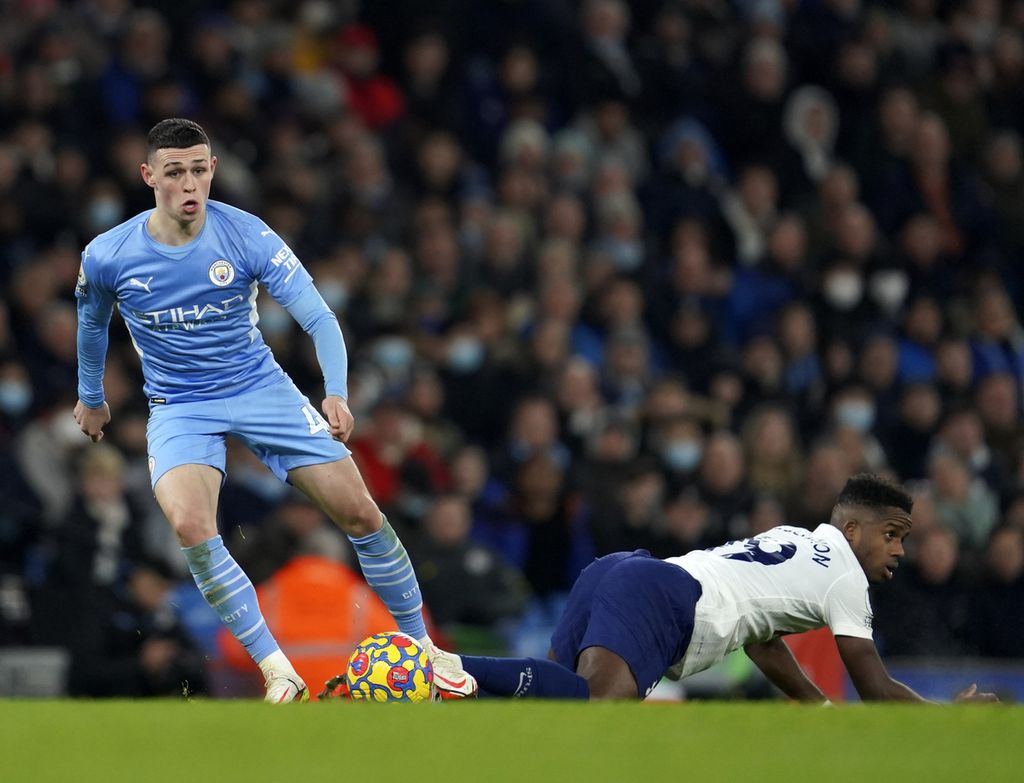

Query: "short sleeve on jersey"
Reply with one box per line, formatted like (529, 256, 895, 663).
(823, 571, 874, 640)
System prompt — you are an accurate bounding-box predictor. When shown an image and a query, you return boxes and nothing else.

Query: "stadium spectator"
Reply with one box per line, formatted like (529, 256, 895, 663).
(411, 494, 529, 629)
(928, 450, 1000, 553)
(696, 430, 752, 540)
(969, 526, 1024, 658)
(66, 559, 207, 698)
(879, 382, 944, 481)
(873, 526, 972, 657)
(741, 404, 804, 511)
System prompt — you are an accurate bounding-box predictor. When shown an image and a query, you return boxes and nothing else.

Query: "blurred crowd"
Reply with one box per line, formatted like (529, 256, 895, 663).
(2, 0, 1024, 696)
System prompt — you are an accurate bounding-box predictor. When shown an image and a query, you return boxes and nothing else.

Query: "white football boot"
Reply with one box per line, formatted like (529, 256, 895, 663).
(264, 670, 309, 704)
(424, 642, 478, 700)
(260, 650, 309, 704)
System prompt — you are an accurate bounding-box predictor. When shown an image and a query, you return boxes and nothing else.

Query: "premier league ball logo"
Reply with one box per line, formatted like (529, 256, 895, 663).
(209, 259, 235, 287)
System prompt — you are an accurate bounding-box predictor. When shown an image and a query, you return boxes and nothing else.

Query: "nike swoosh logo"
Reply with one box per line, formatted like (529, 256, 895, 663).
(434, 673, 468, 689)
(261, 230, 273, 237)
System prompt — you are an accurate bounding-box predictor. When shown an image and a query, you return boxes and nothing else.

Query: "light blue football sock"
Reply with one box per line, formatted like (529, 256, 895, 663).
(182, 535, 279, 664)
(348, 516, 428, 641)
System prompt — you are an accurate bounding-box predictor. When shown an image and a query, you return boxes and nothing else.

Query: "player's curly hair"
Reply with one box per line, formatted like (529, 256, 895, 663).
(146, 118, 210, 156)
(835, 473, 913, 514)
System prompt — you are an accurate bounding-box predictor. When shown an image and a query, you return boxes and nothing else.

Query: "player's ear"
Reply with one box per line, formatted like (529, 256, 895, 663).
(140, 162, 156, 189)
(210, 155, 217, 175)
(841, 517, 860, 544)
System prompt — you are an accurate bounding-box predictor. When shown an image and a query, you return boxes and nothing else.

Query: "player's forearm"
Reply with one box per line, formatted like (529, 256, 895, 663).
(858, 676, 930, 703)
(285, 286, 348, 398)
(76, 311, 110, 407)
(744, 639, 827, 703)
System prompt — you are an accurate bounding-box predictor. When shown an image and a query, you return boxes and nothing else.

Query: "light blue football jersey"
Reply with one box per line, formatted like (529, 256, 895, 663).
(77, 200, 314, 404)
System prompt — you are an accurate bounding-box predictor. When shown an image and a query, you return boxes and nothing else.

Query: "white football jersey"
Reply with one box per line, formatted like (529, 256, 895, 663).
(664, 523, 873, 680)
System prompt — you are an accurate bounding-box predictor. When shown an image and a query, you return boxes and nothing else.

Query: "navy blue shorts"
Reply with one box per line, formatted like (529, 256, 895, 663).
(550, 550, 702, 698)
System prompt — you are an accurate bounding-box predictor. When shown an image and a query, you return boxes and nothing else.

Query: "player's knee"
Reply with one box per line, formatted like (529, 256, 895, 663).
(576, 647, 638, 700)
(584, 677, 635, 700)
(168, 512, 217, 547)
(328, 495, 382, 537)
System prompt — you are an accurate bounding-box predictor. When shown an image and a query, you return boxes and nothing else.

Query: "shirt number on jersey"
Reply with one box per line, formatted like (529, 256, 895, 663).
(300, 404, 330, 435)
(715, 539, 798, 566)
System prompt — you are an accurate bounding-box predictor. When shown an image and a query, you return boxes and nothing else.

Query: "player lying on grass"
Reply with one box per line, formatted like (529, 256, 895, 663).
(74, 118, 476, 703)
(436, 474, 996, 703)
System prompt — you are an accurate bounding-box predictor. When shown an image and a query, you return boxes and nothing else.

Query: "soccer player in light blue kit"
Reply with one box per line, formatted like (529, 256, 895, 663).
(74, 118, 476, 702)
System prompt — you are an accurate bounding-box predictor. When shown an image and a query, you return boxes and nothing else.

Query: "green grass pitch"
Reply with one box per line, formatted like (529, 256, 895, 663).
(2, 700, 1021, 782)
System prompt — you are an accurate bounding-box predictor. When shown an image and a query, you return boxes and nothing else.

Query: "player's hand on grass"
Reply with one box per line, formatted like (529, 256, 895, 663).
(954, 683, 999, 703)
(73, 399, 111, 442)
(322, 395, 354, 443)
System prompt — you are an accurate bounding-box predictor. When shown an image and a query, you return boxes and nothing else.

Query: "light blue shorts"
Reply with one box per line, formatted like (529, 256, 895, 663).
(146, 378, 351, 489)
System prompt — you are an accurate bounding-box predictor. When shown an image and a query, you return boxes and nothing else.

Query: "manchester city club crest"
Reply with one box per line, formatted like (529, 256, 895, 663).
(209, 259, 235, 286)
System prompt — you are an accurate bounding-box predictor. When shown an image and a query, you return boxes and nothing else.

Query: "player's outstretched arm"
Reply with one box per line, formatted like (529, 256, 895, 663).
(745, 637, 829, 703)
(281, 285, 351, 439)
(837, 635, 929, 701)
(73, 399, 111, 443)
(837, 635, 998, 702)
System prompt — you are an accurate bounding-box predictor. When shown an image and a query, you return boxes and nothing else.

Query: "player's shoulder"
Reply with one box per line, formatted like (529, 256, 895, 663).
(85, 211, 151, 264)
(207, 199, 269, 234)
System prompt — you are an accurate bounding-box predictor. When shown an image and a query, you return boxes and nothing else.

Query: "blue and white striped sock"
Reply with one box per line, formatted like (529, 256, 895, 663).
(349, 516, 428, 641)
(181, 535, 279, 664)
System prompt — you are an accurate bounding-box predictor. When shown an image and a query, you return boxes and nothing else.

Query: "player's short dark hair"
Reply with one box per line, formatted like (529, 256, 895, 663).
(836, 473, 913, 514)
(146, 118, 210, 157)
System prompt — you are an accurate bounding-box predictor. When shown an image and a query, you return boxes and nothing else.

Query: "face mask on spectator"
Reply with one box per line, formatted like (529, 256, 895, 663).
(373, 337, 413, 371)
(447, 336, 485, 373)
(599, 238, 644, 271)
(663, 440, 703, 471)
(836, 401, 875, 432)
(87, 198, 123, 232)
(823, 271, 863, 310)
(0, 382, 31, 416)
(870, 270, 909, 315)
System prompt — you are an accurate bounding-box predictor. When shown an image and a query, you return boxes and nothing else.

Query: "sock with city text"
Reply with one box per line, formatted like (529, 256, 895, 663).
(348, 515, 428, 641)
(460, 655, 590, 699)
(182, 535, 279, 664)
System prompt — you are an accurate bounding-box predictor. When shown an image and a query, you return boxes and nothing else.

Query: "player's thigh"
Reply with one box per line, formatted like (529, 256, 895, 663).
(550, 550, 649, 671)
(228, 379, 351, 483)
(287, 457, 381, 535)
(579, 555, 701, 699)
(147, 398, 229, 491)
(576, 646, 638, 700)
(153, 463, 224, 545)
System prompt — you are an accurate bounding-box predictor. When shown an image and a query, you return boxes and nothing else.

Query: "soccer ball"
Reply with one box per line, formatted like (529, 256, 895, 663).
(345, 632, 434, 702)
